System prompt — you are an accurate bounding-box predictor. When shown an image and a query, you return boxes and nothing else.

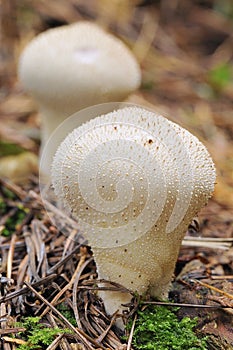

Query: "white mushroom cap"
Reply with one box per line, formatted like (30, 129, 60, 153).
(18, 22, 141, 146)
(51, 106, 216, 327)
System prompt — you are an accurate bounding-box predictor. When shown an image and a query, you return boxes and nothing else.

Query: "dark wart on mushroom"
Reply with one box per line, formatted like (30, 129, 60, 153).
(51, 106, 216, 328)
(18, 21, 141, 149)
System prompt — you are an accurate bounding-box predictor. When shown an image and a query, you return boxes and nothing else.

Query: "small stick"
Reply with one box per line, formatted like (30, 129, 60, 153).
(96, 311, 119, 343)
(73, 257, 94, 329)
(45, 333, 64, 350)
(127, 314, 137, 350)
(47, 243, 86, 274)
(0, 274, 57, 303)
(182, 236, 232, 250)
(24, 281, 106, 350)
(0, 178, 27, 199)
(211, 275, 233, 280)
(40, 247, 89, 317)
(141, 301, 231, 308)
(0, 327, 26, 335)
(7, 233, 17, 279)
(193, 279, 233, 300)
(29, 190, 80, 229)
(0, 207, 18, 226)
(1, 336, 27, 346)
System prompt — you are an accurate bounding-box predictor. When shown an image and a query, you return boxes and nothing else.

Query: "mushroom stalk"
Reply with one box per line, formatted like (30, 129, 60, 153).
(38, 106, 71, 149)
(50, 106, 216, 328)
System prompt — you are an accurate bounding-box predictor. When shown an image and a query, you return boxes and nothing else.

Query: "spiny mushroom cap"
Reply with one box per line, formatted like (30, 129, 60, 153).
(18, 22, 141, 113)
(51, 106, 216, 249)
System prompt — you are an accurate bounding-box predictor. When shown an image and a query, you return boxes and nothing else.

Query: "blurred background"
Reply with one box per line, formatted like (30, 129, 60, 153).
(0, 4, 232, 348)
(0, 0, 232, 206)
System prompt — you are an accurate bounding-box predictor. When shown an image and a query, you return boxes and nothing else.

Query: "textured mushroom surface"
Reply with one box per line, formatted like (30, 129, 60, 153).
(51, 106, 216, 322)
(18, 22, 141, 146)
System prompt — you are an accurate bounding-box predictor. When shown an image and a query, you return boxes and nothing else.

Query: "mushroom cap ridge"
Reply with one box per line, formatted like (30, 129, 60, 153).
(51, 106, 216, 249)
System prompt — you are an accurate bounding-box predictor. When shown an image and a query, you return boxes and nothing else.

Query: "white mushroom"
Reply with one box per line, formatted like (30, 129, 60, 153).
(50, 106, 216, 328)
(18, 22, 141, 150)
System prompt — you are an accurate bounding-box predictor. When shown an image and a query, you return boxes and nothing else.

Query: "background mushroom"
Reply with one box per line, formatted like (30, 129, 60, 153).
(18, 21, 141, 151)
(50, 106, 216, 328)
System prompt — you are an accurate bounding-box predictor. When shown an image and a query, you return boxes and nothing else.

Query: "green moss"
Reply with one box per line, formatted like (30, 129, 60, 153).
(15, 316, 71, 350)
(0, 197, 7, 214)
(1, 187, 16, 200)
(0, 141, 25, 157)
(57, 303, 77, 326)
(0, 187, 29, 237)
(127, 305, 208, 350)
(208, 63, 232, 93)
(141, 80, 154, 91)
(214, 0, 233, 19)
(1, 205, 28, 237)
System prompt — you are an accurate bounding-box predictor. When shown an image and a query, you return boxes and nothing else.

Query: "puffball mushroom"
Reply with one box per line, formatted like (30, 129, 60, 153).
(18, 21, 141, 149)
(51, 106, 216, 326)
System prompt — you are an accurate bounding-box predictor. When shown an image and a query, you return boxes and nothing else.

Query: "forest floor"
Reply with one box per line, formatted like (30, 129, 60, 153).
(0, 1, 232, 349)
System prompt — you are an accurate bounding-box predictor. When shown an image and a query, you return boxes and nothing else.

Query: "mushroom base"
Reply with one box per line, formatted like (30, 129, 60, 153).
(92, 231, 183, 330)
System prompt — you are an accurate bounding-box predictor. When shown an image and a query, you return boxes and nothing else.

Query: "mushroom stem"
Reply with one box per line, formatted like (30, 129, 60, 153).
(39, 103, 124, 174)
(38, 107, 67, 149)
(93, 225, 184, 318)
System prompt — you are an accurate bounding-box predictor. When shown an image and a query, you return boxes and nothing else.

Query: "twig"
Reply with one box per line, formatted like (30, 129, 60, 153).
(141, 301, 231, 308)
(31, 219, 47, 277)
(0, 274, 57, 303)
(185, 237, 233, 242)
(73, 257, 94, 329)
(40, 247, 89, 317)
(45, 333, 64, 350)
(47, 243, 86, 274)
(23, 227, 40, 281)
(126, 314, 137, 350)
(0, 178, 27, 199)
(7, 233, 17, 279)
(0, 327, 26, 335)
(29, 190, 80, 229)
(24, 281, 107, 350)
(96, 311, 119, 343)
(193, 279, 233, 300)
(80, 279, 133, 294)
(47, 313, 71, 350)
(0, 207, 18, 226)
(182, 236, 232, 250)
(1, 336, 27, 346)
(211, 275, 233, 280)
(63, 229, 80, 256)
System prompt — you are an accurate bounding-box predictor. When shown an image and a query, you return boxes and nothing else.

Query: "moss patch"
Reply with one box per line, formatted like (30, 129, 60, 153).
(127, 305, 208, 350)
